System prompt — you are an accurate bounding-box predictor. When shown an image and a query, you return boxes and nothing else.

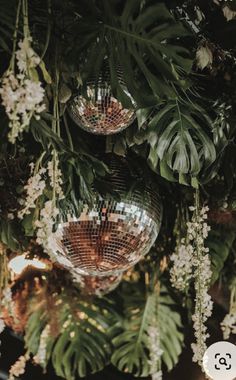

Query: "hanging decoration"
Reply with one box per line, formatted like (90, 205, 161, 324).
(0, 0, 48, 144)
(52, 156, 162, 276)
(68, 68, 136, 135)
(170, 196, 213, 367)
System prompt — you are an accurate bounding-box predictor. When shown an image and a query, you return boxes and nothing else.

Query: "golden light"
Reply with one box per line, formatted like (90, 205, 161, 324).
(8, 254, 47, 275)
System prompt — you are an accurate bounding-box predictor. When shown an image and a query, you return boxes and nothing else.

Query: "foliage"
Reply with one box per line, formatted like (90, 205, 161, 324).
(112, 283, 184, 376)
(1, 0, 236, 379)
(25, 284, 118, 379)
(207, 229, 236, 285)
(67, 0, 193, 107)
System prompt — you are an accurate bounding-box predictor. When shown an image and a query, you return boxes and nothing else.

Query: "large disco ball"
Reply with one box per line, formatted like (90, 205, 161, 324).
(73, 273, 122, 296)
(53, 156, 162, 276)
(67, 68, 136, 135)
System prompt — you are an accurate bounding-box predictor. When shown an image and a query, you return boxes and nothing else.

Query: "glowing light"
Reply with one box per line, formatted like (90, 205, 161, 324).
(8, 254, 47, 275)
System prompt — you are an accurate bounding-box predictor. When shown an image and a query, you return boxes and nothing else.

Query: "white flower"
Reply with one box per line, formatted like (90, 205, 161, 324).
(8, 355, 28, 380)
(170, 244, 194, 291)
(16, 37, 40, 72)
(152, 371, 163, 380)
(196, 45, 213, 70)
(18, 166, 46, 219)
(221, 312, 236, 340)
(0, 37, 45, 143)
(0, 319, 5, 334)
(33, 324, 50, 366)
(223, 6, 236, 21)
(47, 154, 64, 200)
(0, 72, 45, 143)
(170, 204, 212, 367)
(190, 206, 213, 367)
(148, 325, 163, 379)
(35, 200, 60, 259)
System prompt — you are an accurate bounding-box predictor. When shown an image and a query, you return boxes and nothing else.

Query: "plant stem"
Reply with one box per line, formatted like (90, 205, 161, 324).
(40, 0, 52, 61)
(9, 0, 22, 72)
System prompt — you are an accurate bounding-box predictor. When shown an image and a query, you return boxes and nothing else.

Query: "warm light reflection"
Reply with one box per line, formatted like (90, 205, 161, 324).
(8, 254, 47, 275)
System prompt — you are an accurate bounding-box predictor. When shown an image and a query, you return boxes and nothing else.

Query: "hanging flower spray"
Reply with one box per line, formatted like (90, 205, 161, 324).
(0, 0, 50, 143)
(170, 192, 213, 367)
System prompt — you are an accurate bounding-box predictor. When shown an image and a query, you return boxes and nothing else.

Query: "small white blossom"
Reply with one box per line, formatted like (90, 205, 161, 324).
(170, 243, 194, 292)
(190, 206, 213, 367)
(152, 371, 163, 380)
(0, 319, 5, 334)
(0, 72, 45, 143)
(170, 204, 212, 367)
(196, 45, 213, 70)
(221, 287, 236, 340)
(18, 166, 46, 219)
(47, 154, 64, 200)
(16, 37, 40, 72)
(35, 200, 60, 259)
(221, 312, 236, 340)
(148, 325, 163, 380)
(0, 37, 45, 143)
(223, 6, 236, 21)
(8, 355, 28, 380)
(33, 324, 50, 367)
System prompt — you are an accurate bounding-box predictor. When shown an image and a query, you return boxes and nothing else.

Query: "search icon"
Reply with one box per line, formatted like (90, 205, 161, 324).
(202, 342, 236, 380)
(219, 357, 228, 366)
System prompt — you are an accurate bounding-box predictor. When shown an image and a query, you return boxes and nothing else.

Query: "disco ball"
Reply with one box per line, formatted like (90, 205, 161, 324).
(67, 68, 136, 135)
(53, 156, 162, 276)
(73, 273, 122, 296)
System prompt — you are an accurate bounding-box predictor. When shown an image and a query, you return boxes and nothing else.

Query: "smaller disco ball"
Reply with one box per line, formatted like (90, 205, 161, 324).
(68, 69, 136, 135)
(73, 272, 122, 296)
(52, 156, 162, 277)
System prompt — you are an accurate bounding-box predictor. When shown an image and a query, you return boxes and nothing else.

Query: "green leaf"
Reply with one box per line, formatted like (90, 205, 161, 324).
(111, 283, 184, 376)
(207, 229, 236, 284)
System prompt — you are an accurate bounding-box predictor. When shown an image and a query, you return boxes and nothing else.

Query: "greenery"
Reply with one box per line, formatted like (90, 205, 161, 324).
(1, 1, 236, 379)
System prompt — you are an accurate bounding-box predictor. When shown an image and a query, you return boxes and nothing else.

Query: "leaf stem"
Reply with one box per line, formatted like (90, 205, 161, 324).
(9, 0, 22, 72)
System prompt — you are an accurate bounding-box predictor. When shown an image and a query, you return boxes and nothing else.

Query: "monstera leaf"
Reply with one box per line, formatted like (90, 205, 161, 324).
(0, 0, 15, 53)
(111, 284, 184, 377)
(207, 229, 236, 284)
(69, 0, 193, 106)
(25, 293, 117, 380)
(146, 100, 216, 182)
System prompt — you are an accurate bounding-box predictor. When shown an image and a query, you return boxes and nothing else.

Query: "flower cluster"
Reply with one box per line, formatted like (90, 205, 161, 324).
(189, 206, 213, 366)
(170, 205, 213, 366)
(148, 325, 163, 380)
(0, 318, 5, 334)
(170, 242, 194, 292)
(1, 288, 13, 315)
(18, 155, 64, 259)
(16, 38, 40, 72)
(47, 154, 64, 200)
(35, 200, 60, 258)
(221, 287, 236, 340)
(221, 313, 236, 340)
(33, 324, 50, 367)
(0, 37, 45, 143)
(9, 354, 28, 380)
(18, 166, 46, 219)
